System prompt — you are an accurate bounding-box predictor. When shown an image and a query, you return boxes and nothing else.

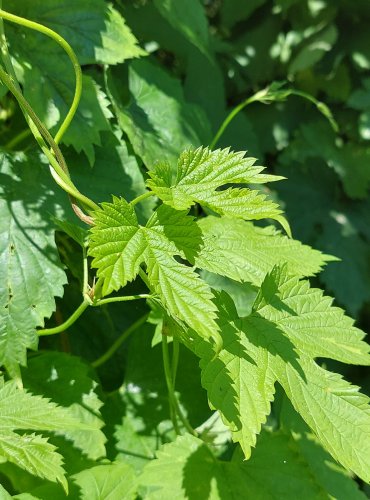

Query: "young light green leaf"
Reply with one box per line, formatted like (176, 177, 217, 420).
(189, 273, 370, 482)
(139, 432, 327, 499)
(0, 377, 98, 492)
(147, 147, 288, 229)
(23, 352, 106, 460)
(0, 431, 67, 492)
(276, 357, 370, 483)
(195, 217, 334, 285)
(89, 199, 219, 342)
(89, 197, 146, 296)
(72, 463, 137, 500)
(254, 265, 370, 365)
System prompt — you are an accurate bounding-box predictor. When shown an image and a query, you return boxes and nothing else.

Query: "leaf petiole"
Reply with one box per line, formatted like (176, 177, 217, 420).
(93, 294, 153, 307)
(130, 191, 156, 207)
(37, 300, 90, 336)
(92, 313, 150, 368)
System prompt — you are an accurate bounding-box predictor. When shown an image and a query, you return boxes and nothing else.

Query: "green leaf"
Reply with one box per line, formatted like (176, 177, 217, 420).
(72, 463, 137, 500)
(89, 199, 219, 342)
(0, 377, 96, 491)
(147, 147, 288, 228)
(139, 432, 327, 499)
(280, 397, 368, 500)
(8, 25, 113, 163)
(277, 357, 370, 483)
(106, 59, 212, 169)
(220, 0, 267, 28)
(254, 265, 370, 365)
(88, 197, 146, 296)
(153, 0, 211, 59)
(0, 153, 67, 375)
(190, 268, 370, 481)
(22, 352, 106, 460)
(193, 291, 277, 458)
(67, 130, 155, 222)
(6, 0, 145, 65)
(196, 217, 334, 285)
(0, 432, 67, 493)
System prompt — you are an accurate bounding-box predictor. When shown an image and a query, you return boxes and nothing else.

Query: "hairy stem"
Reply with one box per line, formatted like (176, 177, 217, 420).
(92, 313, 150, 368)
(38, 300, 90, 336)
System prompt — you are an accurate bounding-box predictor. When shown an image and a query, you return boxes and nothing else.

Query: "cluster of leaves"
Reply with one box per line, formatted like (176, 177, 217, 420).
(0, 0, 369, 498)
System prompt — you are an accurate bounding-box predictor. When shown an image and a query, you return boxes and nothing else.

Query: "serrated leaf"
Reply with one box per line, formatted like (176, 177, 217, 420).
(147, 147, 287, 228)
(276, 356, 370, 483)
(6, 0, 145, 65)
(0, 379, 94, 433)
(192, 291, 278, 458)
(139, 432, 326, 499)
(89, 197, 146, 296)
(23, 352, 106, 460)
(189, 269, 370, 482)
(0, 153, 67, 375)
(89, 199, 219, 341)
(72, 463, 137, 500)
(280, 397, 368, 499)
(196, 217, 333, 285)
(0, 377, 96, 492)
(146, 247, 219, 343)
(0, 431, 67, 492)
(254, 265, 370, 365)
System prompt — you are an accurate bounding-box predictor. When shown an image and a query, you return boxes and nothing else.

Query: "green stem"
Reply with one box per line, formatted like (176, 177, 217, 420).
(162, 334, 180, 435)
(162, 334, 197, 436)
(92, 313, 149, 368)
(0, 67, 99, 212)
(210, 95, 257, 149)
(172, 337, 179, 387)
(0, 7, 82, 145)
(131, 191, 156, 207)
(93, 294, 152, 307)
(38, 300, 90, 336)
(4, 128, 32, 150)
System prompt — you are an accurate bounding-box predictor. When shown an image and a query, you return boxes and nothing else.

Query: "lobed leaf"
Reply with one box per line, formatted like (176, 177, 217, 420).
(147, 147, 288, 229)
(196, 217, 334, 285)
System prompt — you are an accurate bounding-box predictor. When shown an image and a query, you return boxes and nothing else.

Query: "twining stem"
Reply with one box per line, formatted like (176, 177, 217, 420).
(0, 67, 98, 214)
(92, 313, 150, 368)
(210, 85, 338, 149)
(0, 7, 82, 145)
(162, 333, 197, 436)
(38, 300, 90, 336)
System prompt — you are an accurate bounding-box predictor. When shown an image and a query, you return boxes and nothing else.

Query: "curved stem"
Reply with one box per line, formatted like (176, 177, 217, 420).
(93, 294, 153, 307)
(211, 85, 338, 149)
(38, 300, 90, 336)
(162, 334, 197, 436)
(131, 191, 156, 207)
(92, 313, 149, 368)
(0, 7, 82, 145)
